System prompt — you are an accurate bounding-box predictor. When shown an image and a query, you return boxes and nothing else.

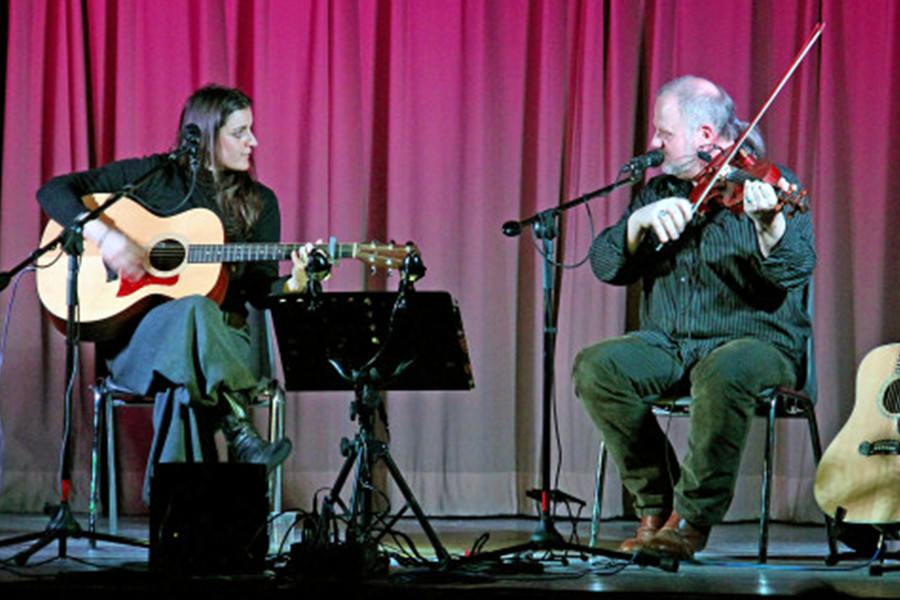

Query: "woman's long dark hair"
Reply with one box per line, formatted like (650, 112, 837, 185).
(175, 84, 262, 239)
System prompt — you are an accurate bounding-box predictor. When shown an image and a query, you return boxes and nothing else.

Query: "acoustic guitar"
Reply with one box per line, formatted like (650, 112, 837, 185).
(814, 343, 900, 524)
(36, 194, 419, 342)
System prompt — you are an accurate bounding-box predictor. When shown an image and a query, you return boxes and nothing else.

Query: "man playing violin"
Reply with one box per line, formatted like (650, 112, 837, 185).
(572, 75, 815, 560)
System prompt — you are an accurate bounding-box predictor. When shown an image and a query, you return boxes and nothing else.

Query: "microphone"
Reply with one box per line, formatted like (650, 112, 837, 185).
(502, 221, 522, 237)
(168, 123, 201, 160)
(182, 123, 201, 150)
(303, 248, 332, 306)
(502, 152, 663, 238)
(305, 248, 332, 282)
(622, 149, 664, 173)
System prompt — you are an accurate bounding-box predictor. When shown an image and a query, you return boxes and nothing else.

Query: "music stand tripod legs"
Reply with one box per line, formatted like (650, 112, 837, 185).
(319, 384, 450, 565)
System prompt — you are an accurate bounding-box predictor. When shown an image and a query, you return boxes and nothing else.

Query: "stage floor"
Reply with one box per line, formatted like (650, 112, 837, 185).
(0, 511, 898, 599)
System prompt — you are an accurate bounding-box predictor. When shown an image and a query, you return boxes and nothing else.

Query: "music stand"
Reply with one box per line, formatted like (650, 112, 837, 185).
(268, 287, 473, 566)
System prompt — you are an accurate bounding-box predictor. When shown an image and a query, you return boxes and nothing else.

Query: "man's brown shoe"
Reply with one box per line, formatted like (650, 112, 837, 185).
(617, 515, 665, 553)
(642, 511, 710, 560)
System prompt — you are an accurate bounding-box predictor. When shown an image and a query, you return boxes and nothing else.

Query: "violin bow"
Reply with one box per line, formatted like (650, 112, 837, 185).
(688, 22, 826, 219)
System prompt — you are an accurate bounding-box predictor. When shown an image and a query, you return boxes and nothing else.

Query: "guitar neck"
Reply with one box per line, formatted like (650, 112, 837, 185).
(187, 242, 358, 264)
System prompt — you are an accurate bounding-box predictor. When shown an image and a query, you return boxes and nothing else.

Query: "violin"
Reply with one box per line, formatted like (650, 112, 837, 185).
(658, 22, 824, 243)
(691, 146, 809, 218)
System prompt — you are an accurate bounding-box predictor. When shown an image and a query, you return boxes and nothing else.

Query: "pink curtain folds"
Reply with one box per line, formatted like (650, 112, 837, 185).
(2, 0, 899, 524)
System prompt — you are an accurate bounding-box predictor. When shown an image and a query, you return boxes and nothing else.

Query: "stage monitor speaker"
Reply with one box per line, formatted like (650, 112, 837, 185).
(150, 463, 268, 574)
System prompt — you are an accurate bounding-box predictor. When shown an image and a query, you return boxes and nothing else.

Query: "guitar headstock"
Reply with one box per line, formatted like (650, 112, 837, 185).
(355, 241, 423, 274)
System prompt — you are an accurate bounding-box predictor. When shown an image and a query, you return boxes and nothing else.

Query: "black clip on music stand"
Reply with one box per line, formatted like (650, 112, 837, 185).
(0, 142, 199, 564)
(268, 255, 471, 567)
(456, 160, 677, 572)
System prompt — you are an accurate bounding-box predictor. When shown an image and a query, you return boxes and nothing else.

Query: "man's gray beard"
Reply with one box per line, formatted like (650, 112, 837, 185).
(662, 154, 700, 178)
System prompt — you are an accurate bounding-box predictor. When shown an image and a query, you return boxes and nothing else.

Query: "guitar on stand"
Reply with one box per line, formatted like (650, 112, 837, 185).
(814, 343, 900, 569)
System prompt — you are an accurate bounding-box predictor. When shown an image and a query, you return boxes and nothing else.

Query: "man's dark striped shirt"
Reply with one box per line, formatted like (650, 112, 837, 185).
(589, 172, 815, 374)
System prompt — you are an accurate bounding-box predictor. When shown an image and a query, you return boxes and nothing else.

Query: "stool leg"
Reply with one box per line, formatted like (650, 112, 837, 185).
(267, 384, 285, 514)
(590, 442, 607, 548)
(759, 398, 777, 563)
(89, 386, 103, 546)
(106, 392, 118, 536)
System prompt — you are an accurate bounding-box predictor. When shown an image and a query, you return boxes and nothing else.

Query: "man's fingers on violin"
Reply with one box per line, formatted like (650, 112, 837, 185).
(658, 204, 688, 228)
(744, 181, 775, 201)
(654, 213, 680, 242)
(658, 197, 691, 221)
(745, 180, 777, 209)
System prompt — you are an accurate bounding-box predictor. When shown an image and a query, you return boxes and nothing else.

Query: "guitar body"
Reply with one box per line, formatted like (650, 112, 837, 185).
(37, 195, 228, 341)
(37, 194, 421, 342)
(814, 343, 900, 524)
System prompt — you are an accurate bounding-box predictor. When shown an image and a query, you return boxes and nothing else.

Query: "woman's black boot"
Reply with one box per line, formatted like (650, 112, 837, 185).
(220, 412, 292, 471)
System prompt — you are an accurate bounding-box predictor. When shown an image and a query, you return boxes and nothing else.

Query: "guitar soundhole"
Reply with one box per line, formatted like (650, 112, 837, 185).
(148, 239, 187, 273)
(880, 378, 900, 415)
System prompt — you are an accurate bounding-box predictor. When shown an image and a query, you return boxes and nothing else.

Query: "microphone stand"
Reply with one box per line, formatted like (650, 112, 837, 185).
(457, 164, 678, 572)
(0, 147, 197, 564)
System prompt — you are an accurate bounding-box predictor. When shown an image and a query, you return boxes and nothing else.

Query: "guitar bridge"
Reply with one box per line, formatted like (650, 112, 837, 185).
(858, 439, 900, 456)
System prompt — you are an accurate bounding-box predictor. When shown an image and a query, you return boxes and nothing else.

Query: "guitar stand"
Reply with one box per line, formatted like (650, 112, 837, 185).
(824, 511, 900, 576)
(869, 533, 900, 576)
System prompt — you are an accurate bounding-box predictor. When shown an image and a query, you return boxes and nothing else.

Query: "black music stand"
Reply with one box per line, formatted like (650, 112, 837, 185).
(268, 287, 473, 567)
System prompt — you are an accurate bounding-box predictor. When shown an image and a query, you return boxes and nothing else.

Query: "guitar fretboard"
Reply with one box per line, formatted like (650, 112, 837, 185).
(186, 243, 358, 264)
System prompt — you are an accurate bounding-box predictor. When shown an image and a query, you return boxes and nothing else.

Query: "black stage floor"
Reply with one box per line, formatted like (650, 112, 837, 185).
(0, 512, 898, 599)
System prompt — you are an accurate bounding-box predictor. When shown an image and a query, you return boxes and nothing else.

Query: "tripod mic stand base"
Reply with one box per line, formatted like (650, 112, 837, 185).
(528, 511, 565, 546)
(455, 538, 679, 573)
(452, 511, 680, 574)
(0, 500, 148, 566)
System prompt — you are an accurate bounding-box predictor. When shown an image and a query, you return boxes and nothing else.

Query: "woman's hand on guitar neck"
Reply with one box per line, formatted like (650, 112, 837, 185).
(283, 241, 318, 293)
(82, 217, 145, 282)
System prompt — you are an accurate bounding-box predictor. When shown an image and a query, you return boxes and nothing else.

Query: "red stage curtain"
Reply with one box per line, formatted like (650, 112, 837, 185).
(1, 0, 899, 523)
